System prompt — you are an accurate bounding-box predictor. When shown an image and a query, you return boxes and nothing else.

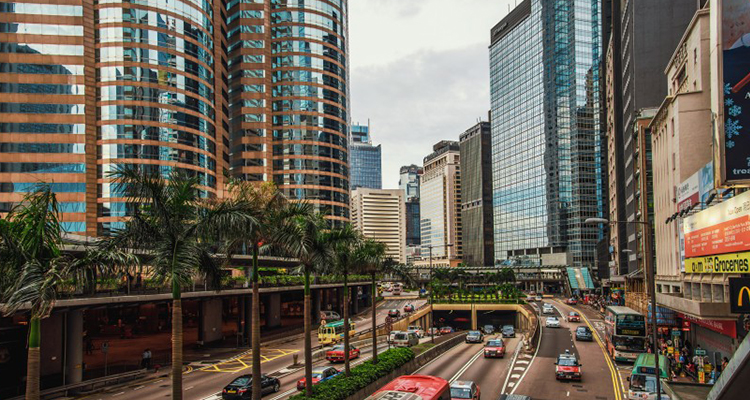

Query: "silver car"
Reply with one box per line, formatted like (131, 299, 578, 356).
(392, 331, 419, 347)
(546, 316, 561, 328)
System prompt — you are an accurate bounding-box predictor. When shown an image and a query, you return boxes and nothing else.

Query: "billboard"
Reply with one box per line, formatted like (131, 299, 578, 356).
(677, 163, 713, 272)
(685, 251, 750, 273)
(683, 189, 750, 258)
(714, 0, 750, 186)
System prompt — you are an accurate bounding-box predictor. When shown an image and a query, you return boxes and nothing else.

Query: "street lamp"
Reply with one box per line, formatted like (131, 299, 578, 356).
(426, 243, 453, 343)
(585, 217, 660, 398)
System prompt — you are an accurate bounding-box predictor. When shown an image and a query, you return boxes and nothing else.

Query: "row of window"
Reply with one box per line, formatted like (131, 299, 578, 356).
(0, 143, 85, 153)
(98, 46, 214, 83)
(98, 163, 216, 188)
(273, 173, 347, 189)
(226, 24, 264, 38)
(0, 182, 86, 193)
(271, 40, 345, 65)
(280, 187, 348, 206)
(100, 105, 215, 136)
(0, 42, 84, 56)
(0, 123, 85, 134)
(272, 143, 347, 161)
(0, 3, 82, 16)
(98, 28, 214, 64)
(272, 26, 344, 52)
(99, 85, 215, 119)
(100, 144, 216, 170)
(272, 99, 345, 119)
(272, 85, 345, 106)
(271, 10, 343, 35)
(0, 62, 83, 75)
(0, 82, 84, 95)
(100, 124, 216, 153)
(98, 7, 214, 48)
(227, 39, 264, 53)
(272, 114, 345, 134)
(272, 158, 348, 176)
(0, 103, 84, 115)
(272, 69, 345, 92)
(271, 0, 345, 23)
(226, 9, 263, 24)
(0, 23, 83, 36)
(0, 163, 85, 173)
(99, 0, 213, 29)
(271, 128, 347, 147)
(98, 65, 213, 101)
(273, 55, 345, 78)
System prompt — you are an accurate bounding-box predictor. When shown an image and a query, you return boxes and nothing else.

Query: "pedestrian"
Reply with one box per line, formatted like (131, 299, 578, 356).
(722, 356, 729, 371)
(142, 348, 152, 369)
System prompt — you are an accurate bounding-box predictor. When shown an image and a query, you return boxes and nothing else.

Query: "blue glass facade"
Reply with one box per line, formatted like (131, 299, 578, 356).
(349, 124, 381, 190)
(489, 0, 604, 267)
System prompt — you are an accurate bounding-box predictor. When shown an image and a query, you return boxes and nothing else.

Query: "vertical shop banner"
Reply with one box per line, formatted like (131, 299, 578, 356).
(716, 0, 750, 185)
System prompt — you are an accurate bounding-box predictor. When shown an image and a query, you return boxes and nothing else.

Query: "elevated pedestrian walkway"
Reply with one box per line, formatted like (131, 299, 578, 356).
(565, 267, 595, 290)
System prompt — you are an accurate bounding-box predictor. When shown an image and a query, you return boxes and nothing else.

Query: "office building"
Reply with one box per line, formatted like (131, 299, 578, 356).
(350, 188, 406, 263)
(459, 121, 494, 267)
(399, 164, 422, 247)
(349, 123, 382, 190)
(418, 140, 461, 266)
(606, 0, 702, 277)
(0, 0, 351, 232)
(489, 0, 604, 269)
(652, 5, 743, 360)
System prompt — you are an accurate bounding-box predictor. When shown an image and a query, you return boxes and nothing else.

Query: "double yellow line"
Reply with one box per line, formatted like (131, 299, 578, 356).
(556, 300, 624, 400)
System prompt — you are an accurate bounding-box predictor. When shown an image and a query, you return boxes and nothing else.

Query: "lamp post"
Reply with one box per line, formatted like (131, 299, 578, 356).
(585, 217, 660, 398)
(427, 243, 453, 344)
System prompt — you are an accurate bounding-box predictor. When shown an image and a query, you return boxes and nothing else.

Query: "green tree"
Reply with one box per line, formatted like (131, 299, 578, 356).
(109, 167, 252, 400)
(328, 224, 361, 376)
(354, 239, 387, 364)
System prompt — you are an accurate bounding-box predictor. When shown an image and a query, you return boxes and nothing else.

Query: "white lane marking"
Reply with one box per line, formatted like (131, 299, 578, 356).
(516, 360, 529, 364)
(111, 392, 125, 397)
(513, 366, 525, 371)
(567, 391, 570, 396)
(132, 385, 145, 391)
(507, 382, 515, 388)
(449, 347, 484, 384)
(500, 339, 522, 393)
(510, 374, 521, 379)
(184, 386, 194, 391)
(509, 313, 542, 395)
(269, 388, 297, 400)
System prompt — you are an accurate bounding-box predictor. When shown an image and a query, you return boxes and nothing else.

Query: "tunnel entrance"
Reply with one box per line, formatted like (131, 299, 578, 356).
(476, 310, 517, 331)
(433, 310, 472, 331)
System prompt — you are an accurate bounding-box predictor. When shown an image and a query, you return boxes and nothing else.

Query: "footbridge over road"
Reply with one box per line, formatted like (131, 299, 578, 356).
(398, 265, 573, 294)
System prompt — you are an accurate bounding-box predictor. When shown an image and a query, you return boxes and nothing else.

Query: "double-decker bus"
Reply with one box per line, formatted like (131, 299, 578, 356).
(604, 306, 647, 362)
(392, 282, 403, 295)
(317, 320, 355, 345)
(365, 375, 450, 400)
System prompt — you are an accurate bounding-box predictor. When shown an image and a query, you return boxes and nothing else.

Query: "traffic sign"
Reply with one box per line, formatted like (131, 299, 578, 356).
(695, 349, 707, 356)
(101, 341, 109, 354)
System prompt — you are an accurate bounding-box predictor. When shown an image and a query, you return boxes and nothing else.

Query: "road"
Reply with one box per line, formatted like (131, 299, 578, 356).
(77, 296, 425, 400)
(511, 299, 623, 400)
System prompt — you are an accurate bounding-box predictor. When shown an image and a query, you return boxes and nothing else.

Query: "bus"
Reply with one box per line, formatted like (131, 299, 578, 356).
(627, 353, 670, 400)
(604, 306, 647, 362)
(365, 375, 450, 400)
(392, 283, 403, 295)
(317, 320, 356, 345)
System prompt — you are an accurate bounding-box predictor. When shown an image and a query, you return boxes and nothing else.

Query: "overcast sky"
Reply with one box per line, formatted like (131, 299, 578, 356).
(349, 0, 516, 189)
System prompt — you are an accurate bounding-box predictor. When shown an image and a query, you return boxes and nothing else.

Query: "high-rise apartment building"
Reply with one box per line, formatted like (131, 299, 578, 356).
(399, 164, 422, 247)
(459, 121, 494, 267)
(0, 0, 350, 231)
(349, 123, 382, 190)
(489, 0, 604, 269)
(419, 141, 461, 266)
(606, 0, 702, 276)
(350, 188, 405, 263)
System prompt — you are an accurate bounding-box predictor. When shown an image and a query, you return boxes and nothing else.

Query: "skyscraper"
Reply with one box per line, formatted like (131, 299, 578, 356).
(489, 0, 604, 269)
(419, 141, 462, 266)
(0, 0, 351, 231)
(605, 0, 701, 276)
(349, 123, 382, 190)
(350, 188, 406, 263)
(399, 164, 422, 247)
(459, 121, 494, 267)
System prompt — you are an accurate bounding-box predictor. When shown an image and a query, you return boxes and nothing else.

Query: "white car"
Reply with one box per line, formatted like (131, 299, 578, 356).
(546, 317, 561, 328)
(407, 325, 424, 338)
(542, 304, 554, 314)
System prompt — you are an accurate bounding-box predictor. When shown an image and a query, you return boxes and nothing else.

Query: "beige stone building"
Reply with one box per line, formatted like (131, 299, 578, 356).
(350, 188, 406, 263)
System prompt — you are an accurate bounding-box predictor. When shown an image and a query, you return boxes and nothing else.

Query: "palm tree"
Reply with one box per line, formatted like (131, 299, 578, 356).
(329, 225, 362, 376)
(223, 180, 301, 400)
(109, 167, 253, 400)
(355, 239, 386, 364)
(270, 210, 343, 396)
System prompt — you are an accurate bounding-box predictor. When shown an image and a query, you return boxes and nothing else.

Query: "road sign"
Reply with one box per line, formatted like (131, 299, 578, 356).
(101, 341, 109, 354)
(695, 349, 707, 356)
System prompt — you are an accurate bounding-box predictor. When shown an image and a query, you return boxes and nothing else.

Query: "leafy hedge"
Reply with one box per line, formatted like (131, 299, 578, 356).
(289, 347, 415, 400)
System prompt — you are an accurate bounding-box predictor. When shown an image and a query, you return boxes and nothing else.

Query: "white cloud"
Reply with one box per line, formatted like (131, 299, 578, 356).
(349, 0, 515, 188)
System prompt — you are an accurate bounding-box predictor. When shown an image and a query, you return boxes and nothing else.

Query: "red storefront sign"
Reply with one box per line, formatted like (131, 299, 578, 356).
(678, 313, 737, 338)
(684, 214, 750, 258)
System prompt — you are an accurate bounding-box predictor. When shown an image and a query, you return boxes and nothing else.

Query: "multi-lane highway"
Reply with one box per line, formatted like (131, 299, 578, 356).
(76, 296, 425, 400)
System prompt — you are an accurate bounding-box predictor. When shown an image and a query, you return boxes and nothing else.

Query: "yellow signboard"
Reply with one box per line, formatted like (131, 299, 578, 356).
(685, 251, 750, 273)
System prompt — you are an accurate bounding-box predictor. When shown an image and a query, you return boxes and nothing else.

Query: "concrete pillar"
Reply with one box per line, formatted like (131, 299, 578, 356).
(471, 305, 478, 330)
(266, 293, 281, 328)
(352, 286, 360, 315)
(201, 298, 223, 344)
(41, 313, 63, 377)
(65, 310, 83, 384)
(337, 288, 345, 315)
(236, 297, 243, 337)
(312, 289, 321, 324)
(243, 295, 251, 344)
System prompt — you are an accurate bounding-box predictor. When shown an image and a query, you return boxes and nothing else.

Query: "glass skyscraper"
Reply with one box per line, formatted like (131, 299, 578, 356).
(489, 0, 604, 268)
(399, 164, 422, 246)
(349, 123, 382, 190)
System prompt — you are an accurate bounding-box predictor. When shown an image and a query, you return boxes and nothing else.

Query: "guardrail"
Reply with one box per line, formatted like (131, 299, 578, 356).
(10, 369, 148, 400)
(353, 302, 430, 339)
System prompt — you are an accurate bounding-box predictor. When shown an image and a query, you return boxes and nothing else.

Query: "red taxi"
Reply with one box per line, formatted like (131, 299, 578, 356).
(325, 344, 360, 363)
(555, 351, 582, 381)
(567, 311, 581, 322)
(483, 339, 506, 358)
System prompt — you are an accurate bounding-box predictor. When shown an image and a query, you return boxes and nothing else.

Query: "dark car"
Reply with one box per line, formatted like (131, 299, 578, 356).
(297, 366, 340, 391)
(483, 339, 506, 358)
(388, 309, 400, 318)
(465, 330, 484, 343)
(575, 326, 593, 341)
(222, 374, 280, 399)
(501, 325, 515, 338)
(403, 304, 415, 312)
(482, 324, 494, 334)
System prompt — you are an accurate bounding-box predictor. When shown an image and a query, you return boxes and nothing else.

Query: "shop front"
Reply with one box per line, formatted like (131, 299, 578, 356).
(677, 312, 738, 367)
